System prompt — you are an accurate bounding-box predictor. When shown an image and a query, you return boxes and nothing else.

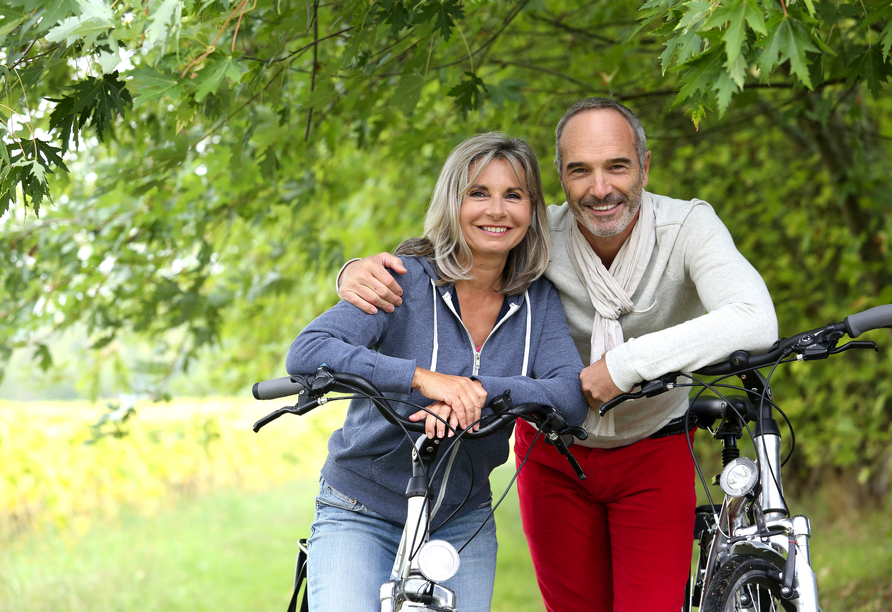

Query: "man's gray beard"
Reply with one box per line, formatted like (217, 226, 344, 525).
(574, 176, 644, 238)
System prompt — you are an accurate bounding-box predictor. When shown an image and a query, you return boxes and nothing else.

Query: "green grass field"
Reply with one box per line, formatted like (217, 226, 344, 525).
(1, 400, 889, 612)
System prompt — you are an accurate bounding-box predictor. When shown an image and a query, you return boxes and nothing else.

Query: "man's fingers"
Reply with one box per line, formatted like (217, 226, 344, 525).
(367, 270, 403, 307)
(342, 289, 383, 315)
(376, 252, 408, 276)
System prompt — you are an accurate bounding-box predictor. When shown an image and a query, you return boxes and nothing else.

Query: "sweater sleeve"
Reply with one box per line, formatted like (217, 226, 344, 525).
(474, 282, 589, 427)
(605, 203, 778, 390)
(285, 274, 418, 396)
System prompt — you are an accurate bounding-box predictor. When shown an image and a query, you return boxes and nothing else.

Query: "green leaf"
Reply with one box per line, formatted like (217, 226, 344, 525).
(129, 66, 183, 107)
(193, 55, 242, 102)
(847, 46, 892, 98)
(790, 0, 816, 17)
(34, 0, 80, 34)
(48, 72, 133, 152)
(376, 0, 413, 36)
(880, 20, 892, 61)
(713, 59, 743, 114)
(757, 15, 820, 89)
(675, 0, 714, 34)
(34, 344, 53, 371)
(674, 49, 724, 104)
(147, 0, 182, 48)
(45, 0, 115, 47)
(391, 71, 425, 114)
(13, 159, 50, 215)
(418, 0, 465, 41)
(704, 0, 767, 64)
(488, 78, 527, 106)
(447, 71, 486, 117)
(660, 28, 703, 70)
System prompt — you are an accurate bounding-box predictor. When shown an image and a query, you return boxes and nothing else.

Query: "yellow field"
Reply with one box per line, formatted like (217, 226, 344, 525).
(0, 396, 347, 541)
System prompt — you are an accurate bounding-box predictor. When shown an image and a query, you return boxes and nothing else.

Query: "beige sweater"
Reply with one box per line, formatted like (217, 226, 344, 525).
(545, 193, 778, 449)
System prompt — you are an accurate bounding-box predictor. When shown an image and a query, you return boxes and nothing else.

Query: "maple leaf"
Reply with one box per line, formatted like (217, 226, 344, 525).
(47, 71, 133, 153)
(419, 0, 465, 41)
(757, 14, 820, 90)
(447, 72, 486, 117)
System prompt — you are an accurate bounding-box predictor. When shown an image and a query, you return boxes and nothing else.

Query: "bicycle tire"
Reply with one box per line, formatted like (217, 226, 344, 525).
(700, 554, 796, 612)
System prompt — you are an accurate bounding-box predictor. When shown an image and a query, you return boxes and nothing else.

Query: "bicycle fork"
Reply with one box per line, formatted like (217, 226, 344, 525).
(698, 428, 820, 611)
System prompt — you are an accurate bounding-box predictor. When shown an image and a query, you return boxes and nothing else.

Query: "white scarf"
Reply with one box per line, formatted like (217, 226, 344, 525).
(566, 192, 656, 436)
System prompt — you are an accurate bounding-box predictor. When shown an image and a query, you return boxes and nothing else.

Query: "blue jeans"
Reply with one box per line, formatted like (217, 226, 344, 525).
(307, 478, 498, 612)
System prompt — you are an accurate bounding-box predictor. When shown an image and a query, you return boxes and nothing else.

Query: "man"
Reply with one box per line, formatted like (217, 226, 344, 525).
(337, 98, 777, 611)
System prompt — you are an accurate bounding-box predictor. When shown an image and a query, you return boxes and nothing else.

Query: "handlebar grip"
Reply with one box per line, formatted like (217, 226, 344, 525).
(844, 304, 892, 338)
(252, 376, 307, 400)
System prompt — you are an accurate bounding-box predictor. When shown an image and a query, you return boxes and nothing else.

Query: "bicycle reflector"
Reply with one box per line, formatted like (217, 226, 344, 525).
(417, 540, 460, 582)
(720, 457, 759, 498)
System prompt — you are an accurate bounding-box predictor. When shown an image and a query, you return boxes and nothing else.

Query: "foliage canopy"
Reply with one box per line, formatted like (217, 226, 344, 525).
(1, 0, 891, 495)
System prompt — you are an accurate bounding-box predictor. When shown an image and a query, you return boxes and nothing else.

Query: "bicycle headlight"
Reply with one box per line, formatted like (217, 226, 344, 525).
(417, 539, 460, 582)
(719, 457, 759, 498)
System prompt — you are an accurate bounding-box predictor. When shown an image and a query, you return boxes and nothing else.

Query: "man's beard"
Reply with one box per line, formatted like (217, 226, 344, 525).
(571, 174, 644, 238)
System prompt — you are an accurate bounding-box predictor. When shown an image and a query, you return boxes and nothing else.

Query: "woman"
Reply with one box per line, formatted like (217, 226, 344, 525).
(285, 133, 587, 612)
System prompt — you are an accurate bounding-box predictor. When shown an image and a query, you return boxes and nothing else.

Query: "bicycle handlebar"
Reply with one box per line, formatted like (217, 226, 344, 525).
(599, 305, 892, 416)
(252, 366, 585, 440)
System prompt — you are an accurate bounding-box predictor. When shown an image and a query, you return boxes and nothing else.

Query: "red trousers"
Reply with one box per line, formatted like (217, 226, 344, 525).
(514, 420, 696, 612)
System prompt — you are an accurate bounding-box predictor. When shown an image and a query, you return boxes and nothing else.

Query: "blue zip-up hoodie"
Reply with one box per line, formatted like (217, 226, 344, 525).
(286, 256, 587, 528)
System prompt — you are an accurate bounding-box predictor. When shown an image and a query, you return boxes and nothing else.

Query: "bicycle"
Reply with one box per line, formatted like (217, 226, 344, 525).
(251, 365, 588, 612)
(599, 304, 892, 612)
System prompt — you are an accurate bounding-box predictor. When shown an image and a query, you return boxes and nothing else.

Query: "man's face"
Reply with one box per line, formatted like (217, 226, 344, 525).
(557, 109, 651, 244)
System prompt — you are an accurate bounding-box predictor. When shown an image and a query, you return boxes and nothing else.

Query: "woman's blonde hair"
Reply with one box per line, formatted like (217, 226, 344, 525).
(395, 132, 549, 295)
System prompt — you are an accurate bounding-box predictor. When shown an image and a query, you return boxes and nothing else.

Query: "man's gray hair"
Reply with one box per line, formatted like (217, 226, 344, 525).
(395, 132, 549, 295)
(554, 97, 648, 173)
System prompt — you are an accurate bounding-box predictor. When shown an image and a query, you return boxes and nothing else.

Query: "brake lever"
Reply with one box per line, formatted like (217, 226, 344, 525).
(826, 340, 877, 356)
(253, 395, 323, 431)
(537, 413, 587, 481)
(599, 372, 680, 416)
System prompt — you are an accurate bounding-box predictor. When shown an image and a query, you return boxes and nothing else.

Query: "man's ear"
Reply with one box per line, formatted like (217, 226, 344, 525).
(642, 150, 651, 188)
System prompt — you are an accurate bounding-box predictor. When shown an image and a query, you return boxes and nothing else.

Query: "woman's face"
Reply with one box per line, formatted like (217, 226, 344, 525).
(459, 158, 533, 264)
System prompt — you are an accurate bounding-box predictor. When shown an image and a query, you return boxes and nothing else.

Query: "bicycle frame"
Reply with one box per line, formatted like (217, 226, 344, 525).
(380, 436, 459, 612)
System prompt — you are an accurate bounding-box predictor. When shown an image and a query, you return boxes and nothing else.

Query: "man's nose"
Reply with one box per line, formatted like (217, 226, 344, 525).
(588, 173, 613, 199)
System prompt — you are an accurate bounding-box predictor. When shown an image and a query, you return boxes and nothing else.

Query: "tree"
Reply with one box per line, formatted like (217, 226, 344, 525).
(1, 0, 890, 495)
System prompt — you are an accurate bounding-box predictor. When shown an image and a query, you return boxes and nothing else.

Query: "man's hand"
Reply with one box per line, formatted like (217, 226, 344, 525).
(411, 368, 487, 435)
(338, 253, 407, 314)
(580, 359, 622, 411)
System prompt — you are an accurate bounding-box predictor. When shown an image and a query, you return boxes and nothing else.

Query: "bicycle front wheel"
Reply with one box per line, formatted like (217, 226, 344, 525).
(700, 554, 796, 612)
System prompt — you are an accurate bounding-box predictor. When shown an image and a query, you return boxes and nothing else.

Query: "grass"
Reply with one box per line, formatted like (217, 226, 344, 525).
(5, 465, 887, 612)
(0, 481, 316, 612)
(1, 399, 888, 612)
(0, 468, 541, 612)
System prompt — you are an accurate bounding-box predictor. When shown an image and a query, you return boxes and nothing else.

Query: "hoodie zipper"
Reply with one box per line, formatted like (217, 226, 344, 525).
(441, 292, 521, 376)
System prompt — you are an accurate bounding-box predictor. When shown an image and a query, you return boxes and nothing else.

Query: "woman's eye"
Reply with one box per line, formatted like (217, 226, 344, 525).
(469, 190, 487, 198)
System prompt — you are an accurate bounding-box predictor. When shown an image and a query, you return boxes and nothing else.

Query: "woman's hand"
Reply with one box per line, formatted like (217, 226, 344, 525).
(411, 368, 487, 434)
(409, 401, 460, 439)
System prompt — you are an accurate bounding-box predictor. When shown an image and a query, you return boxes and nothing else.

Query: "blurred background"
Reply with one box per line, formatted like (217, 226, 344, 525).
(2, 1, 891, 610)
